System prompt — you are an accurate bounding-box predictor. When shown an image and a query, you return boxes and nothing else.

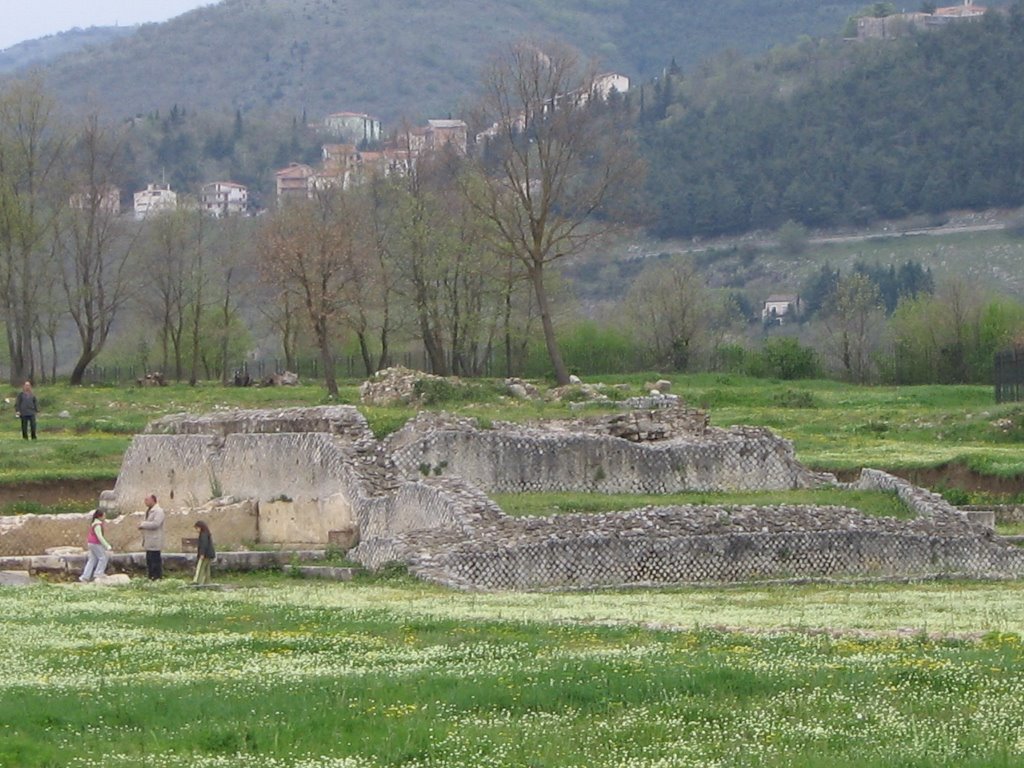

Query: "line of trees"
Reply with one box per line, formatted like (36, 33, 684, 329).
(0, 43, 644, 390)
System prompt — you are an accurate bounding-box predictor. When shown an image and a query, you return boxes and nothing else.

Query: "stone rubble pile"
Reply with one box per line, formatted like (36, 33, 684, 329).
(359, 366, 457, 406)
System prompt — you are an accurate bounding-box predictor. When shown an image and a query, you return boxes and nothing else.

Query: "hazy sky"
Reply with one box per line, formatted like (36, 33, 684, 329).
(0, 0, 214, 51)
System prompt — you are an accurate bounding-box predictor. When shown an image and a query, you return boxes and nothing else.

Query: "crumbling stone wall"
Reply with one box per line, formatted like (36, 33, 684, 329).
(349, 466, 1024, 589)
(396, 509, 1024, 590)
(145, 406, 374, 440)
(385, 412, 825, 493)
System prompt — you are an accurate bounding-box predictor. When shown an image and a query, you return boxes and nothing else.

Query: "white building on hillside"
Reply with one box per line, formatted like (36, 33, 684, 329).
(133, 183, 177, 220)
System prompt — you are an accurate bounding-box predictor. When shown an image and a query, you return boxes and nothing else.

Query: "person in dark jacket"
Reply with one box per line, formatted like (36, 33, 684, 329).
(14, 381, 38, 440)
(192, 520, 215, 585)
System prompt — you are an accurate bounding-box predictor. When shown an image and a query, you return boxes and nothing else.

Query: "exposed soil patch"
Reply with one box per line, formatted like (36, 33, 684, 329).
(834, 465, 1024, 496)
(0, 479, 113, 507)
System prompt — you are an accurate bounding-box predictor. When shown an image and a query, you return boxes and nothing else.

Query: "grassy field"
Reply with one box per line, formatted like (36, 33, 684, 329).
(3, 374, 1022, 491)
(3, 575, 1024, 768)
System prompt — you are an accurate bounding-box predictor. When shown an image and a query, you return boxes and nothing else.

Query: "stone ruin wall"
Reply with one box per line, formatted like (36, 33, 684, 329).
(106, 432, 361, 546)
(371, 472, 1024, 590)
(384, 413, 826, 493)
(4, 404, 1024, 589)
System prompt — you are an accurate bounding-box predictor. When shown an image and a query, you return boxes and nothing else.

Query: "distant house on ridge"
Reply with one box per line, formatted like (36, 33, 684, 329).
(762, 294, 802, 325)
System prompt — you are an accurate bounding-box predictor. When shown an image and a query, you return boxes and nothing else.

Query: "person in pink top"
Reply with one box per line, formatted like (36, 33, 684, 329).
(79, 509, 113, 582)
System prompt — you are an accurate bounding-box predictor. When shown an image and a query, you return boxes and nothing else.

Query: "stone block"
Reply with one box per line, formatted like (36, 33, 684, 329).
(963, 510, 995, 529)
(90, 574, 131, 586)
(328, 525, 359, 550)
(0, 570, 34, 586)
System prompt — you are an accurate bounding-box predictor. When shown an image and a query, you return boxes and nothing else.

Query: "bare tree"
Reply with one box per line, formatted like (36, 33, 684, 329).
(382, 153, 506, 376)
(467, 41, 643, 384)
(257, 287, 302, 373)
(143, 209, 193, 379)
(59, 115, 138, 385)
(334, 183, 400, 377)
(206, 215, 253, 385)
(821, 272, 884, 383)
(259, 187, 364, 397)
(0, 78, 64, 384)
(624, 257, 710, 371)
(187, 209, 208, 386)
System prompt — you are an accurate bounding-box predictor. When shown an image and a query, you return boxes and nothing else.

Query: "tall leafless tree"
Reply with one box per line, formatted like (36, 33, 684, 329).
(467, 41, 642, 384)
(59, 115, 138, 385)
(144, 208, 194, 380)
(0, 78, 64, 384)
(259, 187, 364, 397)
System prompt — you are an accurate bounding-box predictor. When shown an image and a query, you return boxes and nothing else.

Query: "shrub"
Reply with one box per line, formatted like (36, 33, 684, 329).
(748, 338, 819, 380)
(413, 377, 465, 404)
(711, 343, 749, 373)
(412, 378, 501, 405)
(523, 322, 644, 378)
(772, 389, 818, 408)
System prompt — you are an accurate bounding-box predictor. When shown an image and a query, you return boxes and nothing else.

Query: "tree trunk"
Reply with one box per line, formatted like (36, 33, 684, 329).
(530, 264, 569, 385)
(220, 281, 232, 386)
(357, 331, 374, 377)
(69, 353, 97, 387)
(376, 326, 391, 372)
(314, 318, 339, 397)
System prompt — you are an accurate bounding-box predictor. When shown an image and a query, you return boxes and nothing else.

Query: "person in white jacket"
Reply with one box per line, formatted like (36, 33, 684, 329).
(79, 510, 113, 582)
(138, 494, 165, 580)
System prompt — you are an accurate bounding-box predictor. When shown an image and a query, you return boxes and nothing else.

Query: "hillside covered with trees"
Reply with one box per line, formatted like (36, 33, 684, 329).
(644, 5, 1024, 237)
(21, 0, 868, 124)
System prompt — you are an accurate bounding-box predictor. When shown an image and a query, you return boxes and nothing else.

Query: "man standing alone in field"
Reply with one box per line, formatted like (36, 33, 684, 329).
(14, 381, 38, 440)
(138, 494, 165, 580)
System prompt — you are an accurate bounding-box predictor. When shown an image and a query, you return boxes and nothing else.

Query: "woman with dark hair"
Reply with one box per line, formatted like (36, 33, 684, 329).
(192, 520, 215, 586)
(79, 510, 113, 582)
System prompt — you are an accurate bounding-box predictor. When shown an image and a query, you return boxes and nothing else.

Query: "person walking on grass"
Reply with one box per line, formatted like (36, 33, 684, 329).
(79, 510, 113, 582)
(138, 494, 165, 580)
(14, 381, 38, 440)
(192, 520, 215, 586)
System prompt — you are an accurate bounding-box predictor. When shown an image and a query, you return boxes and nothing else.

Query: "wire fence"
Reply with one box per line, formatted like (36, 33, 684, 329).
(994, 347, 1024, 403)
(74, 350, 500, 386)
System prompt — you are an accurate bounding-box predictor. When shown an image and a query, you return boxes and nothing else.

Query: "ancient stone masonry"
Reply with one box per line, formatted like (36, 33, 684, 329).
(384, 411, 826, 494)
(146, 406, 375, 442)
(4, 402, 1024, 590)
(388, 504, 1024, 591)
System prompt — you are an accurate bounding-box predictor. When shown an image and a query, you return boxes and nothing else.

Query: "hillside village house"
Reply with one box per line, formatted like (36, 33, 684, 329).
(69, 185, 121, 215)
(133, 183, 177, 220)
(275, 163, 316, 201)
(856, 0, 987, 39)
(357, 148, 416, 179)
(476, 72, 629, 143)
(762, 294, 802, 325)
(423, 119, 468, 155)
(393, 120, 469, 156)
(201, 181, 249, 217)
(274, 117, 466, 201)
